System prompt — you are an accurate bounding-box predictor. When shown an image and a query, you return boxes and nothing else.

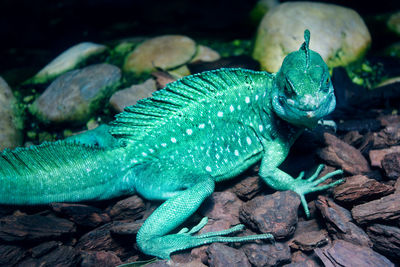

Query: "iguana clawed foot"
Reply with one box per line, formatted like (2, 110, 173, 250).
(292, 164, 344, 218)
(143, 217, 273, 259)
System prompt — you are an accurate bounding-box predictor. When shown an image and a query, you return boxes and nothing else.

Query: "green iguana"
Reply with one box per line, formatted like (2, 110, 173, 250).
(0, 30, 343, 259)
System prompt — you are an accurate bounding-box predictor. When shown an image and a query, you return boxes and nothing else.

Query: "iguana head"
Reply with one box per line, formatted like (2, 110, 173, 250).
(271, 29, 336, 129)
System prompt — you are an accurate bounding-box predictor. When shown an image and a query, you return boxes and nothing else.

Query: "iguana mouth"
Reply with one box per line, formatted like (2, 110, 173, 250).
(273, 91, 336, 124)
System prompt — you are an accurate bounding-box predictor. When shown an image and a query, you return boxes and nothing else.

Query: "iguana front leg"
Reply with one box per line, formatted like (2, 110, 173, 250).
(136, 176, 272, 259)
(259, 141, 344, 218)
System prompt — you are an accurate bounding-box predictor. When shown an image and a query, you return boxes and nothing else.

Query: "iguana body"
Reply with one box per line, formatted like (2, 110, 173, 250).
(0, 30, 342, 259)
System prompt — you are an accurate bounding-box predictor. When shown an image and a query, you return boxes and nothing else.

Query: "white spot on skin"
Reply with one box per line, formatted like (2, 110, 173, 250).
(171, 137, 177, 143)
(237, 105, 241, 110)
(149, 149, 154, 153)
(255, 95, 259, 100)
(186, 129, 193, 135)
(142, 152, 147, 156)
(245, 96, 250, 103)
(234, 150, 239, 156)
(229, 105, 234, 112)
(161, 143, 167, 147)
(216, 154, 220, 160)
(217, 111, 223, 117)
(206, 166, 212, 172)
(259, 125, 264, 132)
(199, 124, 205, 129)
(132, 159, 138, 163)
(246, 137, 252, 145)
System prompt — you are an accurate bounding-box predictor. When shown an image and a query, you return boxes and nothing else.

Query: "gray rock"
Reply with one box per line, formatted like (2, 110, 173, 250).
(109, 78, 157, 113)
(0, 77, 22, 150)
(30, 42, 107, 84)
(30, 63, 121, 125)
(123, 35, 196, 74)
(253, 2, 371, 72)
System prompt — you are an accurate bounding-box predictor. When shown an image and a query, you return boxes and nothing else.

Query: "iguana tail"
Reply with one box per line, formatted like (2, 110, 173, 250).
(0, 141, 135, 205)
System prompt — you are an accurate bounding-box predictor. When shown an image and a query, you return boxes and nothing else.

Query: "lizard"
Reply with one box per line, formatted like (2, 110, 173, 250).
(0, 30, 343, 259)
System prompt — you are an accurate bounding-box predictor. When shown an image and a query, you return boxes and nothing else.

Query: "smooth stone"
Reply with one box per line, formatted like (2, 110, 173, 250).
(109, 78, 157, 113)
(31, 42, 107, 84)
(253, 2, 371, 72)
(123, 35, 196, 74)
(29, 63, 121, 125)
(191, 45, 221, 63)
(0, 77, 22, 150)
(387, 11, 400, 36)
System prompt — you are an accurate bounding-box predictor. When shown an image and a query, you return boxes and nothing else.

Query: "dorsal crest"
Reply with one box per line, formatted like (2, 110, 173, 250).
(300, 29, 311, 69)
(110, 68, 271, 144)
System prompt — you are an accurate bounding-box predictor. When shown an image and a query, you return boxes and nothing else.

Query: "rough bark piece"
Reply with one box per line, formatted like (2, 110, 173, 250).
(80, 250, 123, 267)
(284, 251, 320, 267)
(239, 191, 300, 239)
(352, 194, 400, 224)
(289, 219, 329, 251)
(0, 244, 26, 266)
(314, 240, 394, 267)
(315, 196, 372, 247)
(75, 221, 136, 260)
(0, 214, 75, 242)
(317, 132, 371, 174)
(242, 242, 291, 267)
(109, 220, 142, 238)
(31, 241, 61, 258)
(231, 176, 262, 201)
(107, 195, 146, 221)
(51, 203, 110, 228)
(200, 191, 243, 225)
(37, 245, 81, 267)
(369, 146, 400, 168)
(366, 224, 400, 259)
(207, 243, 251, 267)
(333, 175, 394, 204)
(382, 152, 400, 180)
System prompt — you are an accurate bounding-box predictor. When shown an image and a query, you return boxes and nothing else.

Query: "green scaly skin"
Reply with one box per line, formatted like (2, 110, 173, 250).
(0, 30, 343, 259)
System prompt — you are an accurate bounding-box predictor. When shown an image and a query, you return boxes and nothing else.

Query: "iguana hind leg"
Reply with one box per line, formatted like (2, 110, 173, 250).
(136, 176, 272, 259)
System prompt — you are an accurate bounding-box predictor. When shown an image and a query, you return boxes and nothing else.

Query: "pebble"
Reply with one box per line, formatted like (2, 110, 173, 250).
(109, 78, 157, 113)
(29, 63, 121, 125)
(0, 77, 22, 150)
(123, 35, 196, 75)
(253, 2, 371, 72)
(31, 42, 107, 84)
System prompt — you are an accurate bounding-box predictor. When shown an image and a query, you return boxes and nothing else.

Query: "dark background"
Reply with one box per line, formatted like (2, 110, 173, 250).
(0, 0, 399, 74)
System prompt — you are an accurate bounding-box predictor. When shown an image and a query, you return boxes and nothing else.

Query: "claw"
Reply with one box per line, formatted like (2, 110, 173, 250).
(296, 171, 305, 180)
(305, 164, 325, 182)
(294, 168, 344, 219)
(311, 170, 344, 187)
